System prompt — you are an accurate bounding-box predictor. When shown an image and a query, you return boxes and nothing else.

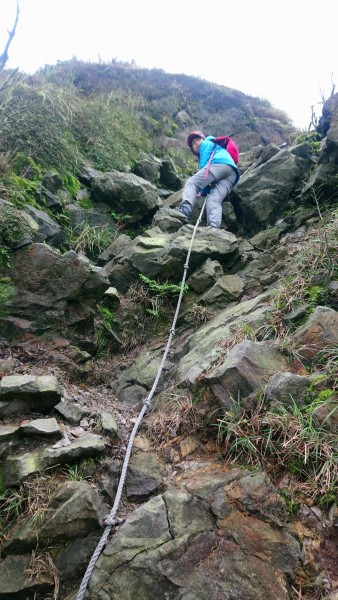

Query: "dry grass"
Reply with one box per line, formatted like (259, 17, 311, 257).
(146, 389, 204, 444)
(0, 475, 59, 544)
(28, 550, 59, 600)
(189, 303, 212, 326)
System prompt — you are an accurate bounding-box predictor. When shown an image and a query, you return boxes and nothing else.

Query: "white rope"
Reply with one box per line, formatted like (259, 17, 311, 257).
(76, 199, 207, 600)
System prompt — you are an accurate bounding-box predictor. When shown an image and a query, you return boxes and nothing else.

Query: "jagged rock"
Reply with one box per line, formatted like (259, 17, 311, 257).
(125, 451, 166, 499)
(96, 411, 118, 438)
(239, 143, 281, 172)
(179, 436, 200, 457)
(105, 226, 239, 289)
(133, 155, 161, 184)
(23, 204, 64, 247)
(41, 170, 63, 192)
(309, 92, 338, 199)
(3, 433, 107, 486)
(54, 530, 101, 581)
(104, 286, 120, 301)
(232, 148, 311, 234)
(87, 485, 300, 600)
(159, 155, 182, 190)
(112, 350, 172, 400)
(0, 424, 20, 440)
(0, 202, 34, 249)
(312, 396, 338, 433)
(328, 280, 338, 308)
(96, 233, 132, 266)
(210, 471, 288, 525)
(204, 340, 289, 403)
(118, 384, 148, 406)
(249, 222, 290, 250)
(176, 294, 271, 385)
(0, 374, 62, 414)
(2, 481, 108, 556)
(19, 417, 62, 438)
(54, 399, 88, 424)
(0, 398, 27, 417)
(90, 170, 162, 222)
(292, 306, 338, 361)
(39, 189, 63, 211)
(200, 274, 244, 306)
(0, 553, 54, 599)
(188, 259, 224, 293)
(282, 303, 310, 324)
(265, 372, 312, 408)
(162, 188, 184, 209)
(0, 243, 109, 349)
(152, 206, 187, 232)
(66, 202, 117, 229)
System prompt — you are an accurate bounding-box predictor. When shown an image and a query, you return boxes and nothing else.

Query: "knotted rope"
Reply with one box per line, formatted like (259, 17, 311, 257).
(76, 200, 207, 600)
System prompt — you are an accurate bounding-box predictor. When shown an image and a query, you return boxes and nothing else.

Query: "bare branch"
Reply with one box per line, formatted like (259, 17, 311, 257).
(0, 1, 20, 71)
(330, 72, 336, 97)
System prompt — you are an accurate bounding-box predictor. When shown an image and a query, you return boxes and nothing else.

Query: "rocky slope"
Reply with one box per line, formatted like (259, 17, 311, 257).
(0, 87, 337, 600)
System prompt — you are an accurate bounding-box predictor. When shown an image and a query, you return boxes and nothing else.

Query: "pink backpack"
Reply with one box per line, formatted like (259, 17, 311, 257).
(212, 136, 239, 164)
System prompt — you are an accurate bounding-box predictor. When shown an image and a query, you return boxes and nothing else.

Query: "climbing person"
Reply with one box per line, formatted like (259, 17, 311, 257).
(177, 131, 240, 228)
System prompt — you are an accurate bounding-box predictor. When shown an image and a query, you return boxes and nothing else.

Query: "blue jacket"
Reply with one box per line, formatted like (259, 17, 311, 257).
(198, 135, 240, 185)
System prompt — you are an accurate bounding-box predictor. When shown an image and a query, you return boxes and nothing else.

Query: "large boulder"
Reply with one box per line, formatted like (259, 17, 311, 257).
(0, 374, 62, 415)
(159, 155, 182, 190)
(90, 170, 162, 222)
(133, 155, 161, 184)
(105, 226, 239, 289)
(203, 340, 289, 403)
(3, 432, 107, 486)
(87, 479, 300, 600)
(231, 148, 311, 234)
(0, 243, 109, 349)
(23, 205, 65, 247)
(176, 295, 272, 386)
(2, 480, 107, 556)
(291, 306, 338, 361)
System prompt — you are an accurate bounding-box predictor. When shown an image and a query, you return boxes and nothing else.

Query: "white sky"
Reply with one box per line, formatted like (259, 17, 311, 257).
(1, 0, 337, 129)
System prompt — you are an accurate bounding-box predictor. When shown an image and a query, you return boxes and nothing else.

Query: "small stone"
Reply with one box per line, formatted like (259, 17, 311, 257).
(20, 417, 62, 438)
(54, 400, 88, 425)
(180, 436, 200, 458)
(0, 424, 20, 441)
(97, 412, 118, 438)
(133, 435, 151, 450)
(104, 286, 120, 301)
(0, 358, 15, 377)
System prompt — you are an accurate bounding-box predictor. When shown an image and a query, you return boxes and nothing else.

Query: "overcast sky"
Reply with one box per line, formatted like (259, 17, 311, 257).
(1, 0, 337, 129)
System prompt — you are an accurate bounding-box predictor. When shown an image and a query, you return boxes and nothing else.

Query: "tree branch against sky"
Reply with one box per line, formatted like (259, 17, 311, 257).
(0, 0, 19, 70)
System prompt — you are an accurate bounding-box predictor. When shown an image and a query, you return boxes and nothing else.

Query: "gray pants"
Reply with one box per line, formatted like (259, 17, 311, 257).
(179, 164, 237, 228)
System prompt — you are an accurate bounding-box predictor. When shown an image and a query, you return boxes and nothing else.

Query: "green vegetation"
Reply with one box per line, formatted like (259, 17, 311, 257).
(0, 277, 16, 308)
(0, 487, 27, 541)
(0, 73, 153, 179)
(0, 173, 40, 208)
(67, 221, 116, 259)
(138, 274, 188, 318)
(77, 197, 93, 210)
(212, 396, 337, 501)
(0, 205, 32, 266)
(96, 302, 119, 354)
(139, 274, 188, 296)
(294, 130, 322, 153)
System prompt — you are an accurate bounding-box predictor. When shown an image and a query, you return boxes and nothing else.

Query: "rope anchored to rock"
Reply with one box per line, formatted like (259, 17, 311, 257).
(76, 199, 207, 600)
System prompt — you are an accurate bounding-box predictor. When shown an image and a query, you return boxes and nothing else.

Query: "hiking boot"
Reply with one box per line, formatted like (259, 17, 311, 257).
(171, 207, 188, 223)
